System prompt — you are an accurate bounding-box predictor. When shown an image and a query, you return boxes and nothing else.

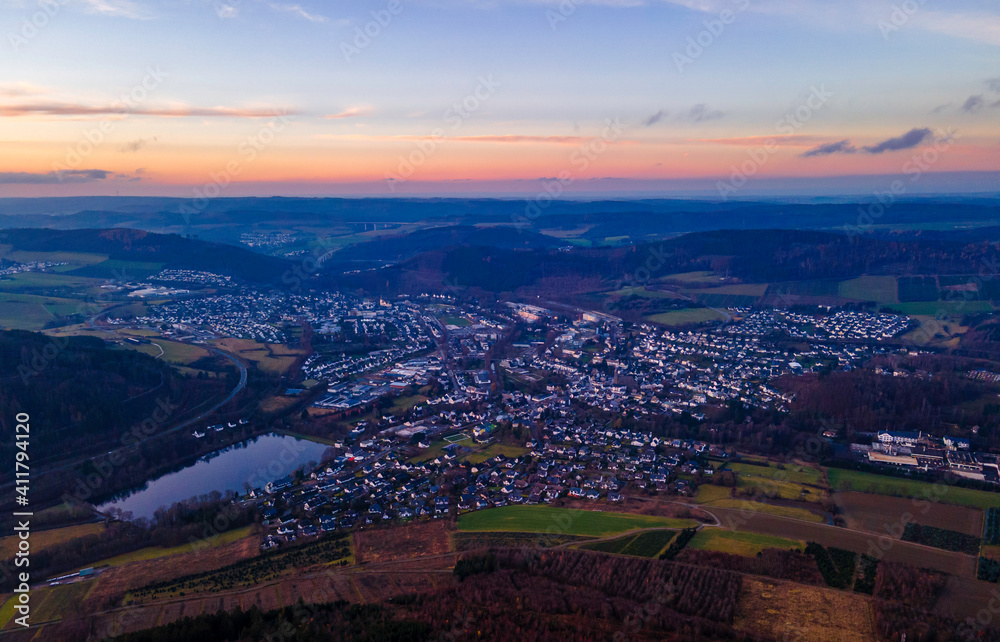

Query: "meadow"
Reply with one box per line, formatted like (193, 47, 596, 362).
(826, 468, 1000, 511)
(688, 529, 804, 557)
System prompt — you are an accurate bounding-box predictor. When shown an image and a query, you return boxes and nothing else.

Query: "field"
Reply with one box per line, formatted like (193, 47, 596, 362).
(826, 468, 1000, 510)
(30, 581, 94, 623)
(833, 491, 984, 537)
(656, 271, 717, 284)
(693, 484, 826, 523)
(734, 577, 875, 641)
(454, 531, 590, 550)
(209, 337, 303, 375)
(0, 522, 104, 559)
(728, 461, 824, 486)
(456, 505, 697, 537)
(86, 533, 261, 606)
(353, 520, 451, 564)
(838, 275, 899, 303)
(89, 526, 258, 569)
(886, 300, 995, 316)
(578, 529, 677, 557)
(117, 336, 213, 366)
(462, 443, 529, 465)
(689, 529, 804, 557)
(706, 505, 978, 578)
(645, 308, 728, 326)
(730, 463, 826, 503)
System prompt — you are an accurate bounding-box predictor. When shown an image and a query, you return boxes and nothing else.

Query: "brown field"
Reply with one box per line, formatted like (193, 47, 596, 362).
(707, 506, 978, 578)
(210, 338, 304, 375)
(353, 520, 453, 564)
(834, 491, 984, 537)
(934, 575, 1000, 622)
(89, 556, 456, 638)
(735, 577, 875, 641)
(0, 523, 104, 559)
(84, 532, 260, 606)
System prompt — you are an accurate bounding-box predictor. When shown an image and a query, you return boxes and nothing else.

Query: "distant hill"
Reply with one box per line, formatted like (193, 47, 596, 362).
(323, 225, 566, 269)
(0, 228, 293, 283)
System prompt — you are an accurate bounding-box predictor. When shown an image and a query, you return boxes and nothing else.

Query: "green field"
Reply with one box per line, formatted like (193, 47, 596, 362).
(0, 522, 104, 559)
(838, 276, 899, 303)
(826, 468, 1000, 510)
(463, 443, 530, 465)
(885, 300, 996, 316)
(645, 308, 728, 326)
(457, 505, 697, 537)
(727, 462, 824, 486)
(689, 528, 805, 557)
(693, 485, 825, 523)
(580, 529, 677, 557)
(656, 271, 717, 284)
(440, 316, 472, 327)
(31, 581, 94, 623)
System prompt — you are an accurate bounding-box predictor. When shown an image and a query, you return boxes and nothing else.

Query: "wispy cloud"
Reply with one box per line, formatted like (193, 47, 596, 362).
(119, 136, 157, 152)
(686, 103, 723, 123)
(863, 127, 933, 154)
(0, 169, 115, 184)
(76, 0, 151, 19)
(324, 106, 373, 120)
(801, 128, 936, 157)
(963, 95, 985, 113)
(0, 102, 293, 118)
(801, 140, 857, 157)
(266, 2, 329, 23)
(642, 110, 666, 127)
(0, 82, 47, 98)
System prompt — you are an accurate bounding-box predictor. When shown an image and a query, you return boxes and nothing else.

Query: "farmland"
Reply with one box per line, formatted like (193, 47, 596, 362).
(645, 307, 728, 326)
(706, 506, 978, 578)
(833, 491, 984, 537)
(209, 337, 304, 375)
(456, 505, 697, 537)
(826, 468, 1000, 510)
(838, 275, 899, 303)
(461, 442, 530, 465)
(354, 520, 450, 564)
(728, 461, 824, 486)
(693, 484, 826, 523)
(689, 529, 804, 557)
(88, 525, 258, 569)
(0, 522, 104, 559)
(578, 529, 677, 557)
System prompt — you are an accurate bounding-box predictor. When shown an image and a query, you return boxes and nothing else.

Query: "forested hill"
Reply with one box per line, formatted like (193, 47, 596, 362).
(1, 228, 293, 284)
(0, 330, 221, 466)
(333, 228, 1000, 295)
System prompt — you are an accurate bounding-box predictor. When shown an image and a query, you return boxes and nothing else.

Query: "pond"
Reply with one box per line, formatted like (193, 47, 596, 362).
(97, 433, 331, 519)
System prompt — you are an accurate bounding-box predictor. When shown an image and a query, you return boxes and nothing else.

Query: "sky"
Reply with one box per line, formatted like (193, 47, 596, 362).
(0, 0, 998, 198)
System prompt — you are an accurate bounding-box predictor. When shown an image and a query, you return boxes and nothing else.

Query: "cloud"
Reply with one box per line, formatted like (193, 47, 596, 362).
(0, 169, 113, 184)
(801, 140, 857, 157)
(989, 78, 1000, 93)
(266, 2, 329, 23)
(215, 2, 239, 18)
(642, 110, 666, 127)
(800, 128, 937, 158)
(0, 82, 47, 98)
(119, 136, 157, 153)
(863, 127, 933, 154)
(76, 0, 151, 19)
(324, 106, 373, 120)
(930, 102, 952, 115)
(0, 102, 293, 118)
(686, 103, 723, 123)
(963, 95, 985, 113)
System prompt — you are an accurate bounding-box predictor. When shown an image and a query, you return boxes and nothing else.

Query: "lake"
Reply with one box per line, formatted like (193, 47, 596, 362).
(97, 433, 331, 519)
